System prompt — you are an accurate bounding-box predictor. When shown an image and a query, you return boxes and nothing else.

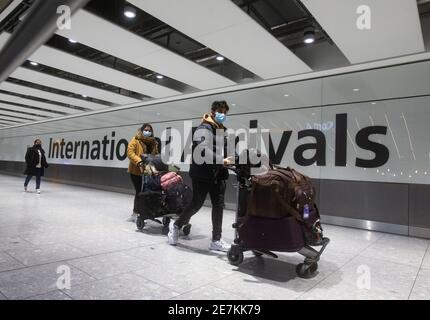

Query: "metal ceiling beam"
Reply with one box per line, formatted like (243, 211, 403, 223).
(0, 0, 90, 83)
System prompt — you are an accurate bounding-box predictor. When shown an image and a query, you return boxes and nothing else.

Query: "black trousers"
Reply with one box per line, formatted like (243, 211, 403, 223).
(176, 179, 226, 241)
(130, 174, 143, 213)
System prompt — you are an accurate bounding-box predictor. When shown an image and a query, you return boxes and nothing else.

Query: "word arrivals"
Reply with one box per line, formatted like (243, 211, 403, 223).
(162, 113, 389, 169)
(168, 304, 202, 318)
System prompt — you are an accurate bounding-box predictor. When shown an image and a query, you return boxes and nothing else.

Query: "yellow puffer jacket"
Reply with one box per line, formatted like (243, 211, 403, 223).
(127, 130, 159, 176)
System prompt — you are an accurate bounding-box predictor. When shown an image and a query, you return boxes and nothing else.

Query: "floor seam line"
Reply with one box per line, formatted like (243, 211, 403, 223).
(407, 241, 430, 300)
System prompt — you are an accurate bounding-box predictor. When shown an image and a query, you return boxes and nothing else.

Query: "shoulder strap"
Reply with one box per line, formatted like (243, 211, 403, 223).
(272, 188, 303, 222)
(259, 172, 302, 222)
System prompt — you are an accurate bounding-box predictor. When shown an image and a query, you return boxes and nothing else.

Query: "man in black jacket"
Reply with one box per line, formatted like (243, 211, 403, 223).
(24, 139, 49, 194)
(168, 101, 232, 252)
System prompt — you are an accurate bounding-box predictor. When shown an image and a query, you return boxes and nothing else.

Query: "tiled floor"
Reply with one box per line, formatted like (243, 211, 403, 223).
(0, 174, 429, 300)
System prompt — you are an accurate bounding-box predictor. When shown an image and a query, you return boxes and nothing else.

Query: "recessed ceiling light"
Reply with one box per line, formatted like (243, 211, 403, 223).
(284, 94, 289, 97)
(304, 29, 315, 44)
(68, 39, 77, 43)
(156, 75, 164, 79)
(353, 88, 360, 92)
(124, 7, 136, 18)
(81, 94, 88, 98)
(216, 56, 225, 61)
(231, 104, 236, 106)
(30, 61, 38, 66)
(156, 112, 161, 116)
(371, 102, 376, 105)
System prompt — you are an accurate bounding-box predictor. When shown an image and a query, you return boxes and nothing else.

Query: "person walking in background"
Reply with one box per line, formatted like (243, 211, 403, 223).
(24, 139, 49, 194)
(127, 123, 159, 222)
(168, 100, 233, 252)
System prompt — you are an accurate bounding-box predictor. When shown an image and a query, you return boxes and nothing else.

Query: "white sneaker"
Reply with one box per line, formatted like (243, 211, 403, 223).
(209, 239, 231, 252)
(168, 221, 179, 245)
(127, 212, 137, 222)
(36, 189, 41, 194)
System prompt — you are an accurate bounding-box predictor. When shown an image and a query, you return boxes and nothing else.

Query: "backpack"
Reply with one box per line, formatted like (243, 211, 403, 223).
(246, 165, 323, 245)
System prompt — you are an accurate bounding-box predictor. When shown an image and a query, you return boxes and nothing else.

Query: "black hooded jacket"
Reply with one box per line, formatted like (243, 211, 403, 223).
(189, 113, 229, 183)
(24, 145, 49, 176)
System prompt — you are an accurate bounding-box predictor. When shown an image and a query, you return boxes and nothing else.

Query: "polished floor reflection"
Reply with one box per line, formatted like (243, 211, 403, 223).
(0, 174, 429, 300)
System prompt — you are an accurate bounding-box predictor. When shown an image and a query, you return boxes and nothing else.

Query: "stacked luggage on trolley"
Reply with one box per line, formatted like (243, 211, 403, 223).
(135, 154, 192, 235)
(227, 151, 330, 278)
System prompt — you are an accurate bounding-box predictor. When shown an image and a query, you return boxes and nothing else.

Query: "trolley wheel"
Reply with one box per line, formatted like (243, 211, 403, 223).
(295, 262, 318, 279)
(227, 245, 244, 266)
(182, 224, 192, 236)
(252, 250, 263, 257)
(136, 215, 146, 231)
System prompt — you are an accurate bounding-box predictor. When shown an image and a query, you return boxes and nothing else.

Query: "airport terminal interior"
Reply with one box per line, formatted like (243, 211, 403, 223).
(1, 0, 430, 301)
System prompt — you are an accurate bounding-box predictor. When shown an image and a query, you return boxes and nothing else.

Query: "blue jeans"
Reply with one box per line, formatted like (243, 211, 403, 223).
(24, 168, 42, 189)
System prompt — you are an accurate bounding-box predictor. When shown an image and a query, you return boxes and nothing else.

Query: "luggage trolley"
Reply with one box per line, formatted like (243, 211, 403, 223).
(135, 155, 192, 236)
(227, 162, 330, 278)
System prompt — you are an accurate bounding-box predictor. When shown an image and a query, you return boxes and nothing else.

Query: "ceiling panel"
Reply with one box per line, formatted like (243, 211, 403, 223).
(0, 114, 27, 123)
(10, 67, 139, 105)
(0, 102, 67, 117)
(56, 10, 236, 91)
(301, 0, 425, 63)
(0, 81, 107, 110)
(0, 32, 182, 99)
(0, 108, 47, 120)
(129, 0, 312, 79)
(0, 92, 81, 114)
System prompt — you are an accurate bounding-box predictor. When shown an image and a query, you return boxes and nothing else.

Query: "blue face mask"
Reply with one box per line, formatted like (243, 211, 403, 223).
(143, 130, 152, 137)
(215, 112, 226, 124)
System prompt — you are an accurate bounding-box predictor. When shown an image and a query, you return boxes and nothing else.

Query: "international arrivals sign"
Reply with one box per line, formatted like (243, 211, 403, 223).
(44, 113, 389, 169)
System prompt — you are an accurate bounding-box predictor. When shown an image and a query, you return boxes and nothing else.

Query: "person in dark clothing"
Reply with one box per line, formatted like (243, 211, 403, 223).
(24, 139, 49, 194)
(168, 101, 233, 252)
(127, 123, 159, 222)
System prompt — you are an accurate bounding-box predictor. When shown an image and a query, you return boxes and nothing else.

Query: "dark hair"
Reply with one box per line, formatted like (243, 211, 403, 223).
(34, 139, 41, 144)
(211, 100, 229, 113)
(140, 123, 154, 132)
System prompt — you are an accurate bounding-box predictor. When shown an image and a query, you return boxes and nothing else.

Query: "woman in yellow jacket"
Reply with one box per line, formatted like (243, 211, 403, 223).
(127, 123, 159, 222)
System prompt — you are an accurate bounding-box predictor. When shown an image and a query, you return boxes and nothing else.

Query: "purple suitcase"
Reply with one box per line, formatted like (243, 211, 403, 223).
(237, 215, 305, 252)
